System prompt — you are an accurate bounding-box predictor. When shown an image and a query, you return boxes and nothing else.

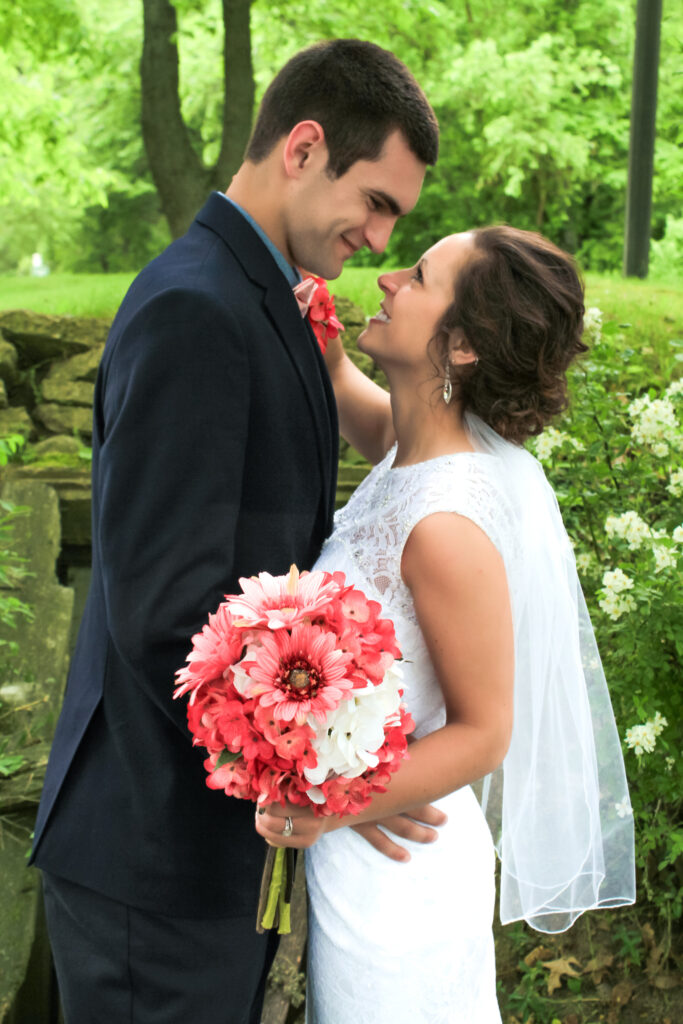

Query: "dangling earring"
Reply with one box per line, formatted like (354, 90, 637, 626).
(442, 367, 453, 405)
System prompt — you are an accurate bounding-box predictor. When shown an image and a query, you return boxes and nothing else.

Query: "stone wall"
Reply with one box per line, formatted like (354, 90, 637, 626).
(0, 478, 74, 1023)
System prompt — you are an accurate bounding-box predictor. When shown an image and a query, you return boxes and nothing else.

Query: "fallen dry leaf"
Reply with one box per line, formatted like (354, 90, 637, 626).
(540, 956, 582, 996)
(523, 945, 553, 967)
(610, 978, 634, 1006)
(652, 974, 680, 990)
(583, 952, 614, 984)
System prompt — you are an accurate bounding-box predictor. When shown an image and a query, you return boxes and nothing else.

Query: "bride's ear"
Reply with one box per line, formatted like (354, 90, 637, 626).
(447, 327, 478, 367)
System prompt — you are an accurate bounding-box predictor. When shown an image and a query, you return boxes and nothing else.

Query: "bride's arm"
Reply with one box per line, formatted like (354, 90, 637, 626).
(256, 512, 514, 845)
(324, 331, 395, 465)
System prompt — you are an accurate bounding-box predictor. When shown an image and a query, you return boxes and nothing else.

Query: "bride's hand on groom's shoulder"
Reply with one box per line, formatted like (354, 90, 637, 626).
(351, 805, 447, 863)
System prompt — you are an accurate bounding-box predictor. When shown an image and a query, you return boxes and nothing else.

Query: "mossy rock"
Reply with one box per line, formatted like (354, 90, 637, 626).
(32, 402, 93, 438)
(0, 334, 19, 386)
(11, 463, 92, 548)
(31, 435, 82, 458)
(0, 407, 34, 440)
(40, 378, 95, 407)
(0, 310, 108, 366)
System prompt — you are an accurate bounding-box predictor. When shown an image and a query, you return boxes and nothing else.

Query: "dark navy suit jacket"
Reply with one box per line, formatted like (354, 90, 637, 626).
(31, 194, 338, 918)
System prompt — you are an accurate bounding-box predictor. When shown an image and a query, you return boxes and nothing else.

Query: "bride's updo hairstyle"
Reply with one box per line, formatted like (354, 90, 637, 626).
(437, 226, 587, 445)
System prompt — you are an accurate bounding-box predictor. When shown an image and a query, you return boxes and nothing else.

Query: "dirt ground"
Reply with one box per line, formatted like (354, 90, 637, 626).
(494, 905, 682, 1024)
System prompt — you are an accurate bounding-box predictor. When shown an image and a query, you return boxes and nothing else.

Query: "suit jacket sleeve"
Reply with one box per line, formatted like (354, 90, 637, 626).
(95, 286, 249, 735)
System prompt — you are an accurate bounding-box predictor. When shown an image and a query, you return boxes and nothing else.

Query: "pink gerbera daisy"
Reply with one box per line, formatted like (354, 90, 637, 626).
(242, 622, 354, 725)
(175, 603, 243, 701)
(228, 564, 340, 630)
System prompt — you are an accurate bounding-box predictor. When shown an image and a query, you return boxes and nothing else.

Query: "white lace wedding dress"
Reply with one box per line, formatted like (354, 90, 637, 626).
(305, 445, 513, 1024)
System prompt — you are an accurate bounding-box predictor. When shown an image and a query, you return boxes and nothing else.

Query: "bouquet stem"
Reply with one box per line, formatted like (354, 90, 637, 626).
(256, 845, 295, 934)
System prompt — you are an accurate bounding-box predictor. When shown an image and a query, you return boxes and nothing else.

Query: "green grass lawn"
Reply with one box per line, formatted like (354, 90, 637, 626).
(0, 272, 136, 318)
(2, 265, 680, 377)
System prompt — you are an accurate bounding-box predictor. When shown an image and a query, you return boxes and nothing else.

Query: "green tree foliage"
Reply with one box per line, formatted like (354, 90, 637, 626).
(0, 0, 163, 273)
(1, 0, 681, 274)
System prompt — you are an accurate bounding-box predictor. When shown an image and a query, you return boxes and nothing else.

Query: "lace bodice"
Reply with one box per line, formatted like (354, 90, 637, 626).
(314, 445, 520, 739)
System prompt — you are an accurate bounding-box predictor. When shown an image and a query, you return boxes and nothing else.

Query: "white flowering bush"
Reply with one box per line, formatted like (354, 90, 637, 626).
(529, 313, 683, 921)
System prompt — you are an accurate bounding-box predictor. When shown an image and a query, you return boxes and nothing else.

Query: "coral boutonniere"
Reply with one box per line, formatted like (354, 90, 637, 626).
(293, 275, 344, 355)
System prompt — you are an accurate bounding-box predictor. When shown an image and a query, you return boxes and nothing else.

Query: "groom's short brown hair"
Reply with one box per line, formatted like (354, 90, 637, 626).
(245, 39, 439, 177)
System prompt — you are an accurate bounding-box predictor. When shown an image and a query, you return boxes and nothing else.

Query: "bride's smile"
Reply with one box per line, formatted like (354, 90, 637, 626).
(358, 232, 477, 379)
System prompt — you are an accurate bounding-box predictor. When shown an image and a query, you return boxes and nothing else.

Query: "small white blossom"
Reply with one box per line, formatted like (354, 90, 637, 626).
(652, 711, 668, 735)
(652, 543, 677, 573)
(625, 724, 655, 755)
(602, 568, 634, 593)
(605, 510, 652, 550)
(615, 799, 633, 818)
(665, 379, 683, 399)
(628, 395, 682, 456)
(628, 394, 650, 418)
(625, 712, 667, 755)
(668, 470, 683, 498)
(673, 525, 683, 544)
(599, 568, 636, 620)
(534, 428, 567, 462)
(533, 428, 584, 463)
(583, 306, 603, 344)
(575, 552, 593, 573)
(665, 757, 675, 772)
(599, 592, 637, 620)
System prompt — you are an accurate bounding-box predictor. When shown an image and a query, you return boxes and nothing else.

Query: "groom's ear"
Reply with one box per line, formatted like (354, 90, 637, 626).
(282, 121, 328, 178)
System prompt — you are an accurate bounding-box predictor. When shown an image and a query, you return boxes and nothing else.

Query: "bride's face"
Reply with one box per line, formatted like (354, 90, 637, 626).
(358, 232, 476, 376)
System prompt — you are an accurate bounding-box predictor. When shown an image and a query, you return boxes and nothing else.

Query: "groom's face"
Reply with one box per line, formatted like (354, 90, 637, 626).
(284, 130, 426, 280)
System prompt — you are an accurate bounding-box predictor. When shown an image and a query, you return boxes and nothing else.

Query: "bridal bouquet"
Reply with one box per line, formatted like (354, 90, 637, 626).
(174, 565, 413, 932)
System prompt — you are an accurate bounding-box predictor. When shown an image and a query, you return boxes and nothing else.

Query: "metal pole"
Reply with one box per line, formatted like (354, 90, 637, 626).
(623, 0, 663, 278)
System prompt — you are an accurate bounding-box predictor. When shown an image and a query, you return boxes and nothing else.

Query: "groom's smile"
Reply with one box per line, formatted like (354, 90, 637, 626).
(285, 129, 427, 280)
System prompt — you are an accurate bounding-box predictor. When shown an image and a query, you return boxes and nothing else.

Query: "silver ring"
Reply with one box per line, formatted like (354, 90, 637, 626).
(282, 816, 294, 838)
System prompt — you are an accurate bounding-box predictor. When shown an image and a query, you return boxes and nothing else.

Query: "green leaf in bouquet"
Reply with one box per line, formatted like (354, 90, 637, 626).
(215, 748, 243, 769)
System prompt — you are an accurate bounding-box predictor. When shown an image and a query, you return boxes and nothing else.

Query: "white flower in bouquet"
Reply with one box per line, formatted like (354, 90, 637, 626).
(304, 663, 404, 788)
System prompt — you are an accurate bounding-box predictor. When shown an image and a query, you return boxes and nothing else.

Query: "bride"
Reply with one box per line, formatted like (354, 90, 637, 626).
(255, 226, 635, 1022)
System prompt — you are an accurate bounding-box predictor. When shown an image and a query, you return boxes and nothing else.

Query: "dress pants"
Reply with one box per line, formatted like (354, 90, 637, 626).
(42, 871, 280, 1024)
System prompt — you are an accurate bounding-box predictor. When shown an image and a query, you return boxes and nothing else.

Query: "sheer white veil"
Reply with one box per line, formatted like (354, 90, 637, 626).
(465, 412, 635, 933)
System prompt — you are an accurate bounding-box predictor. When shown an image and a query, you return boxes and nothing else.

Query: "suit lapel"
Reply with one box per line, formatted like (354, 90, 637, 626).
(195, 194, 338, 529)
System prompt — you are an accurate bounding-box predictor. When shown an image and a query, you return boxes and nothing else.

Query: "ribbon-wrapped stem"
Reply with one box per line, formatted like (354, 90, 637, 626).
(256, 844, 295, 934)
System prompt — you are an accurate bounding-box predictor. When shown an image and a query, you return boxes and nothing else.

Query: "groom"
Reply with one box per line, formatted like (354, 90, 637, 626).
(31, 39, 439, 1023)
